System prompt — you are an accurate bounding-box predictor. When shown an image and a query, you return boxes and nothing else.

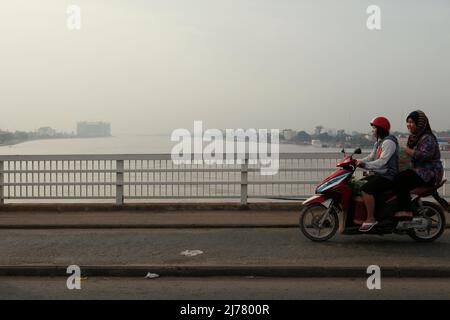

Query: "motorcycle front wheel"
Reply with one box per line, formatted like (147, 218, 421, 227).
(299, 203, 339, 242)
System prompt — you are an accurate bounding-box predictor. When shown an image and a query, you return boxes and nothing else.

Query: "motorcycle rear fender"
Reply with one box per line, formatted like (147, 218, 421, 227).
(432, 191, 450, 212)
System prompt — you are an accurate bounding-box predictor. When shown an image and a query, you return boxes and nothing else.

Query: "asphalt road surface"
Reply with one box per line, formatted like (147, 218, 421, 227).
(1, 228, 449, 267)
(1, 210, 449, 300)
(0, 276, 449, 300)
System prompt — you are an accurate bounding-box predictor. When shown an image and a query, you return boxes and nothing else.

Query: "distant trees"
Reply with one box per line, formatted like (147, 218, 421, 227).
(281, 127, 374, 148)
(314, 125, 324, 136)
(337, 129, 346, 138)
(14, 131, 30, 140)
(317, 132, 332, 142)
(295, 131, 312, 143)
(0, 131, 14, 144)
(0, 128, 75, 146)
(349, 133, 373, 147)
(0, 130, 29, 145)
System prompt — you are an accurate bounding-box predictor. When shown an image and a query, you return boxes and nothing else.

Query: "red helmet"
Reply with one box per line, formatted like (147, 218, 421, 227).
(370, 116, 391, 132)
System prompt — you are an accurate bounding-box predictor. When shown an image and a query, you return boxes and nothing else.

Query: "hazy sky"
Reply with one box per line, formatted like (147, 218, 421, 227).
(1, 0, 449, 135)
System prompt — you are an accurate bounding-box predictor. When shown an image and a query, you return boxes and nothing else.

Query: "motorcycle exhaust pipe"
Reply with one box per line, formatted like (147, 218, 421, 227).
(432, 191, 450, 212)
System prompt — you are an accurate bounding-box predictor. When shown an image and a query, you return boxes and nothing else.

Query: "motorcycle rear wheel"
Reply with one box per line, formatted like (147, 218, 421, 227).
(408, 201, 446, 242)
(299, 203, 339, 242)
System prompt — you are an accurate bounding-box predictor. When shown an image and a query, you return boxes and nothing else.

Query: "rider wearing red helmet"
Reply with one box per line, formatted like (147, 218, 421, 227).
(370, 116, 391, 132)
(355, 116, 399, 232)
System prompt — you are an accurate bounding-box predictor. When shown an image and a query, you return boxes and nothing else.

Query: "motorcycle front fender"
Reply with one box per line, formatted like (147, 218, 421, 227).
(303, 194, 333, 208)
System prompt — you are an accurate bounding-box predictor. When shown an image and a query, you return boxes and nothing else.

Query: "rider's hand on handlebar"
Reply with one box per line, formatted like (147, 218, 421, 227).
(356, 160, 364, 168)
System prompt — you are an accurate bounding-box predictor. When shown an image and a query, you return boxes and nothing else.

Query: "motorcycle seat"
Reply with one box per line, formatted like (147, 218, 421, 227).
(411, 179, 447, 196)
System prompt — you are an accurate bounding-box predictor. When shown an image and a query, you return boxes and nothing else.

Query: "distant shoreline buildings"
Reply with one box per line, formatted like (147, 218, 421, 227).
(281, 127, 450, 151)
(76, 121, 111, 138)
(0, 123, 448, 151)
(0, 121, 112, 147)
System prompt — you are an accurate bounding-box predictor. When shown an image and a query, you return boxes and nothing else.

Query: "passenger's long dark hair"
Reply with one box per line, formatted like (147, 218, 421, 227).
(406, 110, 437, 148)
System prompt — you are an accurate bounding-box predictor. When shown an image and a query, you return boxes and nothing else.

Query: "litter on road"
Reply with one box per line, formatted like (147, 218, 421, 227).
(180, 250, 204, 257)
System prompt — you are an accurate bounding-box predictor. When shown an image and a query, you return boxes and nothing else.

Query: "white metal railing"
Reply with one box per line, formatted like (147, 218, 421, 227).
(0, 153, 448, 205)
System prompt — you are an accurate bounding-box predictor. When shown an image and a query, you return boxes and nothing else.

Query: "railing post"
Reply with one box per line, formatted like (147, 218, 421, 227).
(0, 160, 4, 205)
(240, 157, 248, 205)
(116, 160, 124, 205)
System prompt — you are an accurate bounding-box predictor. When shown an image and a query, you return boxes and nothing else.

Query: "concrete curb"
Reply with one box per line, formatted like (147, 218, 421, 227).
(0, 224, 298, 230)
(0, 202, 302, 212)
(1, 265, 450, 278)
(0, 224, 448, 229)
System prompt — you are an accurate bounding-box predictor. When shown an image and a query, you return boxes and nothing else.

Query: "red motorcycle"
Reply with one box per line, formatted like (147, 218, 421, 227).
(299, 148, 448, 242)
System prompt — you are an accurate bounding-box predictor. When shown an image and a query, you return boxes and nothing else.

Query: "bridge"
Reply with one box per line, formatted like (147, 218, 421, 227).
(0, 152, 449, 299)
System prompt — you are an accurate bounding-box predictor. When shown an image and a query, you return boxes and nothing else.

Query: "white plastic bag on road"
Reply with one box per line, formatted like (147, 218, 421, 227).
(145, 272, 160, 279)
(180, 250, 204, 257)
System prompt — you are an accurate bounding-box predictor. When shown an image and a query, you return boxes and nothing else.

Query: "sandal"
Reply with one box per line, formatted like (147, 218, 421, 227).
(359, 221, 378, 232)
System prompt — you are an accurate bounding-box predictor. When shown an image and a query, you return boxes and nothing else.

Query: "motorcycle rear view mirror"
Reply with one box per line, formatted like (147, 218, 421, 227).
(353, 148, 362, 155)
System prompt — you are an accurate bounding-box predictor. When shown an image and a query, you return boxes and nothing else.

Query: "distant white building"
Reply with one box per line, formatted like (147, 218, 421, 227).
(77, 122, 111, 138)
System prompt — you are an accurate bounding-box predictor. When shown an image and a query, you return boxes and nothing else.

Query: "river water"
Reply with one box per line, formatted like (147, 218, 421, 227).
(0, 134, 345, 155)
